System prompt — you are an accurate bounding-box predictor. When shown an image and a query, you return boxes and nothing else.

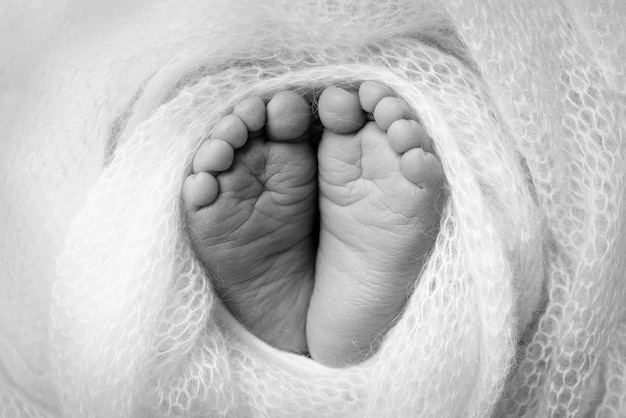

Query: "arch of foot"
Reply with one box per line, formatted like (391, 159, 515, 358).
(50, 36, 546, 417)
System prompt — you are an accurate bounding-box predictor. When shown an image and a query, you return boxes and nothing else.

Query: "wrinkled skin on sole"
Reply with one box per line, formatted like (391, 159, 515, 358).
(1, 0, 625, 417)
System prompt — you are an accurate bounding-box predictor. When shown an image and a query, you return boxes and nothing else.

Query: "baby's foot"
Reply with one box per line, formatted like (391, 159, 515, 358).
(307, 82, 445, 367)
(182, 91, 317, 353)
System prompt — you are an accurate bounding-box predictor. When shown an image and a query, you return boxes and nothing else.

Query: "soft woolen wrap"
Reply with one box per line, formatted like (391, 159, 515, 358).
(1, 0, 626, 417)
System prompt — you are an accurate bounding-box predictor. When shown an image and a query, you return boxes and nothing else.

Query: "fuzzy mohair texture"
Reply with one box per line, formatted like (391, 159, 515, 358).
(1, 0, 625, 417)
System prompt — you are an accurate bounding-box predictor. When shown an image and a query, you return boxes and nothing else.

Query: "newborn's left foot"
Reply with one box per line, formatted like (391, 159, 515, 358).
(307, 82, 445, 367)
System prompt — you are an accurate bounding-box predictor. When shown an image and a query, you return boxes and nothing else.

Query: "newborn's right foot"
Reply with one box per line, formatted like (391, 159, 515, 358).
(182, 91, 317, 353)
(307, 82, 446, 367)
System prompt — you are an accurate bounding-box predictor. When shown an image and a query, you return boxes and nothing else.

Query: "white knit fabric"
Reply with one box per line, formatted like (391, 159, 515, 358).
(1, 0, 625, 416)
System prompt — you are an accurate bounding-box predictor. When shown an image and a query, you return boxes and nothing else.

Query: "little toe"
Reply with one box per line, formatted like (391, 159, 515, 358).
(266, 91, 311, 142)
(182, 172, 219, 208)
(358, 81, 393, 113)
(318, 86, 366, 134)
(373, 97, 412, 131)
(233, 96, 266, 132)
(212, 114, 248, 149)
(388, 119, 435, 155)
(192, 139, 235, 174)
(400, 147, 444, 188)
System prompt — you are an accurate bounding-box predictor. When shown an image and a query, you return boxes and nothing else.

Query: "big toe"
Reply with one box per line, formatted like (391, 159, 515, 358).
(317, 86, 366, 134)
(265, 90, 311, 142)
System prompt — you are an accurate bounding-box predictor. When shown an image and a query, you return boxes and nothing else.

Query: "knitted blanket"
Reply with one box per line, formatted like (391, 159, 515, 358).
(1, 0, 625, 416)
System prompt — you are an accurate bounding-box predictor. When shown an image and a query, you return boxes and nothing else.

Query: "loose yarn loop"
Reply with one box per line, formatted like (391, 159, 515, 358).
(2, 0, 626, 417)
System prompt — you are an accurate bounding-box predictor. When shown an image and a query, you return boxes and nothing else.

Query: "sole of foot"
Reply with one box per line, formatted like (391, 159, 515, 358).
(182, 91, 318, 353)
(307, 81, 445, 367)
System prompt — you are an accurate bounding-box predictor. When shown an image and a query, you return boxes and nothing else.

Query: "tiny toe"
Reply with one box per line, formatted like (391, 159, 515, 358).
(318, 86, 366, 134)
(182, 172, 219, 208)
(266, 90, 311, 142)
(233, 96, 266, 132)
(192, 139, 235, 173)
(358, 81, 393, 113)
(388, 119, 434, 154)
(212, 114, 248, 149)
(400, 147, 444, 188)
(373, 97, 412, 131)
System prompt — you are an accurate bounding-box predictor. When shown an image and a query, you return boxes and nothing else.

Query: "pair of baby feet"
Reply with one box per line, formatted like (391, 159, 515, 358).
(182, 81, 445, 367)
